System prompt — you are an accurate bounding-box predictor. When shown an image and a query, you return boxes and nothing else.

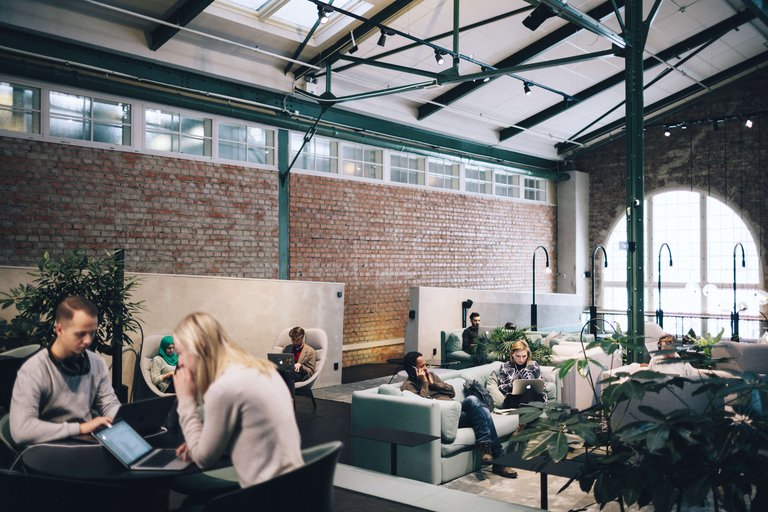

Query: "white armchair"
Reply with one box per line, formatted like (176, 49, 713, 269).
(134, 334, 175, 401)
(272, 328, 328, 408)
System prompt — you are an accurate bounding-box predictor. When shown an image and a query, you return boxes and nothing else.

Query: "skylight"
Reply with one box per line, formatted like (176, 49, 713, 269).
(225, 0, 371, 34)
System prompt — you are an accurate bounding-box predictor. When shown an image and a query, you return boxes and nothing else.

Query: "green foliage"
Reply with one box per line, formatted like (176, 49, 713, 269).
(684, 327, 725, 359)
(513, 327, 768, 512)
(0, 250, 144, 354)
(474, 326, 552, 365)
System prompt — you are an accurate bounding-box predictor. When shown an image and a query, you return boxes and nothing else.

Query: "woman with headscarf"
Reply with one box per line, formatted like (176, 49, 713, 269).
(150, 335, 177, 393)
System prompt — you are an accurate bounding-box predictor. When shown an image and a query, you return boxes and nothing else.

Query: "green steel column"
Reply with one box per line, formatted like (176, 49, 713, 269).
(452, 0, 460, 70)
(625, 0, 645, 361)
(278, 129, 290, 280)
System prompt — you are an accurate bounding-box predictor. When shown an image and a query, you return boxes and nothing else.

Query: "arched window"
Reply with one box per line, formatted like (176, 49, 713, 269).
(602, 190, 762, 338)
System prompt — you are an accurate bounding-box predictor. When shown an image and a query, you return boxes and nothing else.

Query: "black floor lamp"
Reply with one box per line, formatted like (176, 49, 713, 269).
(531, 245, 550, 331)
(655, 243, 672, 328)
(731, 242, 745, 341)
(589, 245, 607, 336)
(461, 299, 473, 328)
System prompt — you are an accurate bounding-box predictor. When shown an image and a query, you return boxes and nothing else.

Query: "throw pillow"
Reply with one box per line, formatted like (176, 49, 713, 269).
(378, 383, 402, 396)
(445, 333, 462, 354)
(400, 391, 461, 443)
(485, 371, 506, 408)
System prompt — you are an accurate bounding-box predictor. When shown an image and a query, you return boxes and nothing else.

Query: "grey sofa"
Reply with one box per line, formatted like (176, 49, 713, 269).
(350, 361, 560, 484)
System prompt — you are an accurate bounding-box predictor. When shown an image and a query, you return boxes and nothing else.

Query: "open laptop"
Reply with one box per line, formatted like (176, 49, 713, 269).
(92, 420, 190, 471)
(268, 352, 294, 372)
(510, 378, 546, 395)
(114, 395, 176, 436)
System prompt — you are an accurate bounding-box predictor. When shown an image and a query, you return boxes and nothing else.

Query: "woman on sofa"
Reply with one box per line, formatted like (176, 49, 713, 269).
(400, 351, 517, 478)
(498, 339, 547, 409)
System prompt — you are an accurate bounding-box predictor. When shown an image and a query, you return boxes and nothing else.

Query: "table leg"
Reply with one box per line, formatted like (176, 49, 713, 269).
(540, 472, 548, 509)
(390, 443, 397, 476)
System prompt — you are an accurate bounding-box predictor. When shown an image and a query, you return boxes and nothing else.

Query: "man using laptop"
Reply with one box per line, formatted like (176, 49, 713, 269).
(10, 296, 121, 445)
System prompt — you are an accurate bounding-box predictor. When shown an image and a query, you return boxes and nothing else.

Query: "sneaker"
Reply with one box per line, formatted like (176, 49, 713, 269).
(480, 442, 493, 465)
(492, 465, 518, 478)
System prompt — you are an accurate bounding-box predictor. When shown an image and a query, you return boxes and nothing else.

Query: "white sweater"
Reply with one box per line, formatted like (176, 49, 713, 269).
(176, 364, 303, 488)
(10, 349, 121, 444)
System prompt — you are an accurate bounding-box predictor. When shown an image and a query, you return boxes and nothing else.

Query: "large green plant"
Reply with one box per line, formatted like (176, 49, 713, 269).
(474, 326, 553, 365)
(0, 250, 143, 354)
(513, 328, 768, 512)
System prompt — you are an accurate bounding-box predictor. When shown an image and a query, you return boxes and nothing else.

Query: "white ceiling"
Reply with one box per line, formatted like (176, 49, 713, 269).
(1, 0, 767, 163)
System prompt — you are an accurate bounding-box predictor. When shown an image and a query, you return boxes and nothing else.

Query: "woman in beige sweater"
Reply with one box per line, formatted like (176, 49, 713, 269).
(173, 312, 303, 491)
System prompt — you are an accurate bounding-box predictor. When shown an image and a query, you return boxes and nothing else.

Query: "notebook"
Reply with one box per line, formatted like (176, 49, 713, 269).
(510, 378, 546, 395)
(268, 352, 294, 371)
(92, 420, 190, 471)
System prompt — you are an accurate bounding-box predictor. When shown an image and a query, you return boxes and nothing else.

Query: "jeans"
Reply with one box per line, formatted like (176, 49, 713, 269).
(459, 395, 504, 458)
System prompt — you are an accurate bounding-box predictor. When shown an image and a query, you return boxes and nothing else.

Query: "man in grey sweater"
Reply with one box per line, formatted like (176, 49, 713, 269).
(10, 296, 121, 445)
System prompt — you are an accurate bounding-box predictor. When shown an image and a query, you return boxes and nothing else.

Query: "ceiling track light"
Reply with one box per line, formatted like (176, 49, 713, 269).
(348, 30, 358, 54)
(480, 66, 490, 82)
(377, 29, 389, 47)
(745, 118, 753, 128)
(523, 82, 532, 96)
(522, 3, 556, 31)
(664, 127, 671, 137)
(317, 5, 333, 24)
(434, 50, 446, 65)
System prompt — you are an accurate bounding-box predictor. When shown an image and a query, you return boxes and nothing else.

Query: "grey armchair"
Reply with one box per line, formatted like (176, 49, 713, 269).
(272, 328, 327, 409)
(133, 334, 175, 401)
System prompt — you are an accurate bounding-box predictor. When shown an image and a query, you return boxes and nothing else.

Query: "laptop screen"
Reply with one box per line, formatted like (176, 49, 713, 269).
(94, 420, 153, 466)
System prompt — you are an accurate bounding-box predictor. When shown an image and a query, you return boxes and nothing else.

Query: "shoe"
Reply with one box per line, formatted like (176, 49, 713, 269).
(480, 442, 493, 465)
(492, 465, 518, 478)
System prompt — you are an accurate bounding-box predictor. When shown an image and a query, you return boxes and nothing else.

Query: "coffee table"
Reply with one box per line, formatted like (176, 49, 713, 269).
(351, 427, 439, 476)
(492, 451, 589, 510)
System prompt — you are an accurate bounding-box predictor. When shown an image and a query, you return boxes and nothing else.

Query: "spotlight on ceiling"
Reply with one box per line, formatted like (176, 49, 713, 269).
(522, 3, 556, 31)
(348, 30, 358, 54)
(434, 50, 446, 65)
(377, 29, 389, 47)
(317, 5, 333, 24)
(480, 66, 490, 82)
(523, 82, 532, 96)
(745, 118, 753, 128)
(664, 129, 671, 137)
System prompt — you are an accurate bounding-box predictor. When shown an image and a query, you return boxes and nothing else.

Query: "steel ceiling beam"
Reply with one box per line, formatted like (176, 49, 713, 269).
(291, 0, 417, 80)
(0, 24, 560, 176)
(146, 0, 215, 51)
(557, 51, 768, 156)
(417, 0, 624, 120)
(742, 0, 768, 28)
(498, 9, 756, 141)
(538, 0, 627, 49)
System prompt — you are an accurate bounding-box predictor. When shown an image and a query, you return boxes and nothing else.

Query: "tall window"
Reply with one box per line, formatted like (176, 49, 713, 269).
(290, 133, 337, 173)
(341, 144, 382, 179)
(0, 81, 41, 134)
(428, 159, 459, 190)
(465, 165, 493, 194)
(602, 190, 761, 338)
(218, 122, 275, 165)
(50, 91, 131, 145)
(390, 153, 425, 185)
(145, 108, 211, 156)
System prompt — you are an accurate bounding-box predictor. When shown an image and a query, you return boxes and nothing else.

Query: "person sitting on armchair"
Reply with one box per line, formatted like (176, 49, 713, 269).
(150, 335, 177, 393)
(400, 351, 517, 478)
(647, 334, 699, 377)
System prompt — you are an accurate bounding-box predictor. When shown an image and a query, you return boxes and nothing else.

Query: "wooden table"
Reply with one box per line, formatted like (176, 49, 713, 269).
(350, 427, 439, 476)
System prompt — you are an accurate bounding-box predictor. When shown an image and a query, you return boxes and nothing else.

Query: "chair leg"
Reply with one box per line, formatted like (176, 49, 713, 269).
(309, 389, 316, 409)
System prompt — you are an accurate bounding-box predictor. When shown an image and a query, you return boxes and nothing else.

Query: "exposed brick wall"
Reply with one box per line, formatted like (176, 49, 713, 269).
(0, 137, 557, 368)
(0, 138, 279, 277)
(575, 66, 768, 299)
(289, 174, 557, 359)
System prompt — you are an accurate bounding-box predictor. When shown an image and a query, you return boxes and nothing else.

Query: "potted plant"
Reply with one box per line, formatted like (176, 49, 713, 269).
(0, 250, 143, 354)
(474, 326, 552, 364)
(512, 326, 768, 512)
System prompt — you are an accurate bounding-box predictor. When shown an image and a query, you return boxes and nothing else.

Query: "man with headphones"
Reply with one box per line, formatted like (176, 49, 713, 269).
(9, 296, 121, 445)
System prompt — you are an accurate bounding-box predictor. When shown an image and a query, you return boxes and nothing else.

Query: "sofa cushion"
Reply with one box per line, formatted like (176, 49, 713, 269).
(440, 413, 520, 457)
(446, 377, 466, 402)
(378, 383, 402, 396)
(485, 371, 505, 408)
(458, 361, 503, 387)
(447, 350, 472, 362)
(445, 333, 462, 354)
(400, 391, 462, 443)
(712, 341, 768, 373)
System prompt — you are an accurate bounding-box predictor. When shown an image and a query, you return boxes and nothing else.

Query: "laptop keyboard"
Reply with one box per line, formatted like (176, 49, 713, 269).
(137, 448, 177, 468)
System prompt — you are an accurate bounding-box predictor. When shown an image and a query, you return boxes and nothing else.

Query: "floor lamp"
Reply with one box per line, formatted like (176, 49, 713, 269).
(655, 243, 672, 329)
(531, 245, 550, 331)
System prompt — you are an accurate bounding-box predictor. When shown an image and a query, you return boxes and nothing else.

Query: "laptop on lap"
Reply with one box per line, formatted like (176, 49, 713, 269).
(510, 378, 546, 395)
(268, 352, 294, 372)
(93, 420, 190, 471)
